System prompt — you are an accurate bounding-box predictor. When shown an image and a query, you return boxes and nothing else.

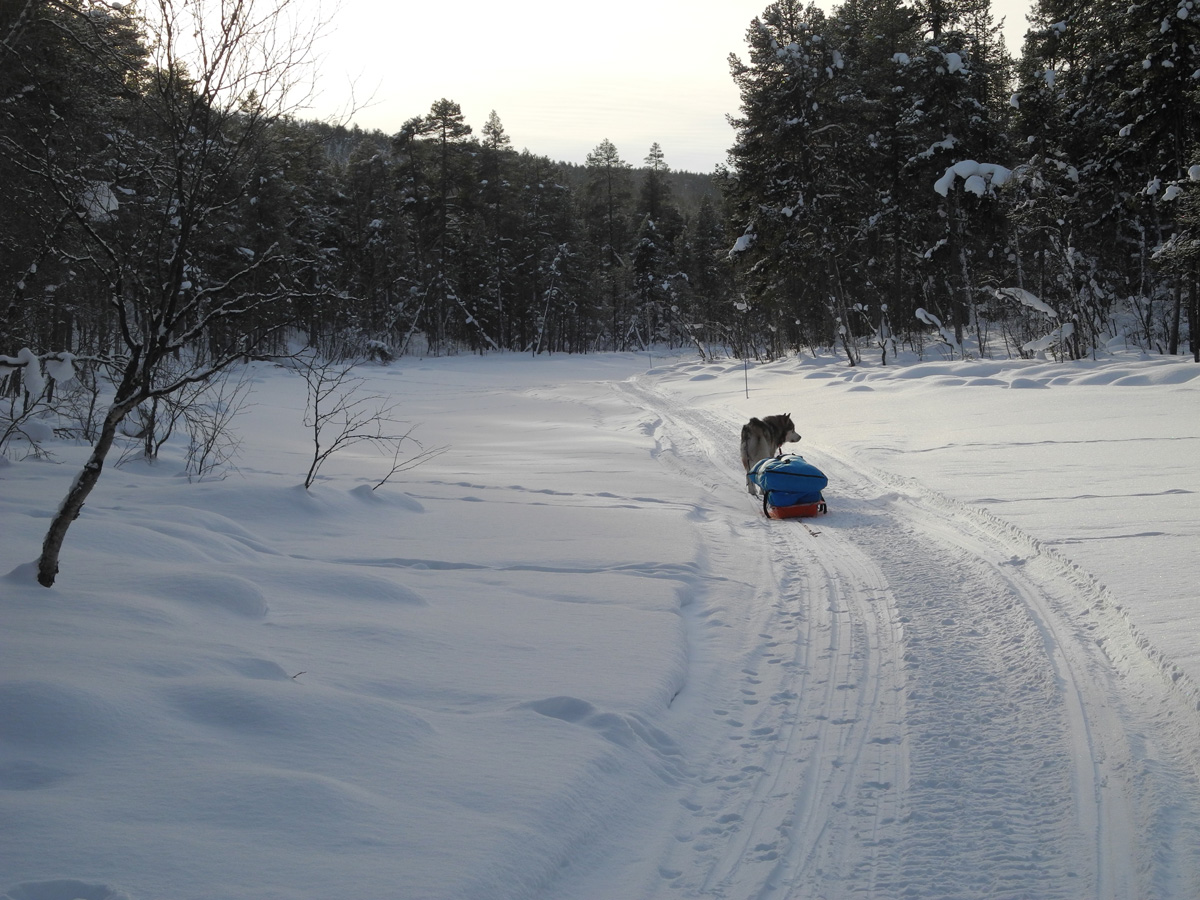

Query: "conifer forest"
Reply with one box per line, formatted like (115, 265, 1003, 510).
(3, 0, 1199, 383)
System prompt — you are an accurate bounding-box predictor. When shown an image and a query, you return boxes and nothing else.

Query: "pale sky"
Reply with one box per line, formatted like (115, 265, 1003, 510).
(305, 0, 1033, 174)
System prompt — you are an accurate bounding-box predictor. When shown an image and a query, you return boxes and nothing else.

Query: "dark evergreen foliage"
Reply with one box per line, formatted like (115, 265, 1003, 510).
(2, 0, 1196, 369)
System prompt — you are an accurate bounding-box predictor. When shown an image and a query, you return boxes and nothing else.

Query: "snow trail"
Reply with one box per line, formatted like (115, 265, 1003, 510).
(584, 373, 1200, 900)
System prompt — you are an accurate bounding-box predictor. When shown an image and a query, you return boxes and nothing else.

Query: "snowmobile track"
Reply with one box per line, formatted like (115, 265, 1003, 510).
(604, 375, 1200, 900)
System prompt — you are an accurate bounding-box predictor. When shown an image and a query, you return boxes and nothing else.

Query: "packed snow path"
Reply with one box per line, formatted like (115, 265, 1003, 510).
(572, 374, 1200, 900)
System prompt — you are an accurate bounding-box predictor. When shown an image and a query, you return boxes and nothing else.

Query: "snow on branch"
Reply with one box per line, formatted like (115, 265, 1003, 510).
(994, 287, 1058, 317)
(917, 136, 957, 160)
(1144, 165, 1200, 202)
(915, 307, 961, 349)
(995, 287, 1071, 356)
(1023, 322, 1075, 354)
(934, 160, 1013, 197)
(0, 349, 77, 397)
(727, 231, 756, 259)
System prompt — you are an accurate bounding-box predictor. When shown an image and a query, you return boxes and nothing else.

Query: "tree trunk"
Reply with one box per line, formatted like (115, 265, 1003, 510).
(37, 400, 133, 586)
(1189, 273, 1198, 362)
(1168, 278, 1182, 355)
(828, 256, 858, 367)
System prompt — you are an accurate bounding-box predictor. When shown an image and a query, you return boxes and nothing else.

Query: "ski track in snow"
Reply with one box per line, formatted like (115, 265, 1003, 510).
(578, 374, 1200, 900)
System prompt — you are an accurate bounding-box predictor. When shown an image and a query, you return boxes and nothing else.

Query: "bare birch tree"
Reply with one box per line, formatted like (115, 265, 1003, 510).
(29, 0, 327, 586)
(294, 352, 447, 491)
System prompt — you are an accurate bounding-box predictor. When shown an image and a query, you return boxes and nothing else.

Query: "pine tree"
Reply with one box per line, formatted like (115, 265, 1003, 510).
(1107, 0, 1200, 352)
(824, 0, 924, 358)
(906, 0, 1013, 352)
(1012, 0, 1200, 355)
(584, 139, 634, 348)
(0, 0, 148, 354)
(640, 143, 674, 224)
(679, 195, 734, 355)
(337, 129, 414, 349)
(476, 111, 518, 348)
(396, 99, 481, 352)
(523, 158, 589, 353)
(725, 0, 846, 355)
(631, 144, 686, 346)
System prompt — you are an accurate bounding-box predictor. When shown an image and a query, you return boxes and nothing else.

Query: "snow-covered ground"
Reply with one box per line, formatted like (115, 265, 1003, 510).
(3, 348, 1199, 900)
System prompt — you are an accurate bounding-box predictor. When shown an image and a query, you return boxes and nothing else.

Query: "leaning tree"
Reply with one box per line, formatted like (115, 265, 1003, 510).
(4, 0, 329, 586)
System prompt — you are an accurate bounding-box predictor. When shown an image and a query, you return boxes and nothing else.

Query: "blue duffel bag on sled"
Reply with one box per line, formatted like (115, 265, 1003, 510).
(748, 454, 829, 519)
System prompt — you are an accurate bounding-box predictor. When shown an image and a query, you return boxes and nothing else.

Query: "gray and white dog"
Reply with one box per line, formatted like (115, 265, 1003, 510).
(740, 414, 801, 493)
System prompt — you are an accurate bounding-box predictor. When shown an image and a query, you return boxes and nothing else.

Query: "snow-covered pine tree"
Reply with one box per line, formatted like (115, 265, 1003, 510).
(475, 111, 520, 349)
(338, 130, 416, 351)
(0, 0, 147, 356)
(1107, 0, 1200, 353)
(511, 151, 583, 353)
(725, 0, 850, 356)
(413, 99, 487, 352)
(903, 0, 1013, 353)
(631, 144, 686, 347)
(821, 0, 925, 346)
(1015, 0, 1199, 355)
(584, 139, 635, 349)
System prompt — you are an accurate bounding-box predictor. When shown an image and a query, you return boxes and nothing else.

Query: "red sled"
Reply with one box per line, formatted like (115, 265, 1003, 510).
(764, 496, 828, 519)
(749, 454, 829, 520)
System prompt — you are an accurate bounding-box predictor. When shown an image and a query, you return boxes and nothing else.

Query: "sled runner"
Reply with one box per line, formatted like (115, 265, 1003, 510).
(748, 454, 829, 520)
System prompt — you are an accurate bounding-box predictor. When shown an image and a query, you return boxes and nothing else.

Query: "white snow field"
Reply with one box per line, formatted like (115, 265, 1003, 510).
(2, 349, 1199, 900)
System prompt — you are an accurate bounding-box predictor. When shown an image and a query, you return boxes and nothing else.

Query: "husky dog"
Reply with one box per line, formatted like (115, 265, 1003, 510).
(740, 414, 801, 493)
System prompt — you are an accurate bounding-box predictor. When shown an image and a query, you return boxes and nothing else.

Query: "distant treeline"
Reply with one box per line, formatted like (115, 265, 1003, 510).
(3, 0, 1198, 368)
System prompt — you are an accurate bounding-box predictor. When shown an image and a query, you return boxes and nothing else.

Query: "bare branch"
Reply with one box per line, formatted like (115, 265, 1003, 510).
(293, 353, 446, 490)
